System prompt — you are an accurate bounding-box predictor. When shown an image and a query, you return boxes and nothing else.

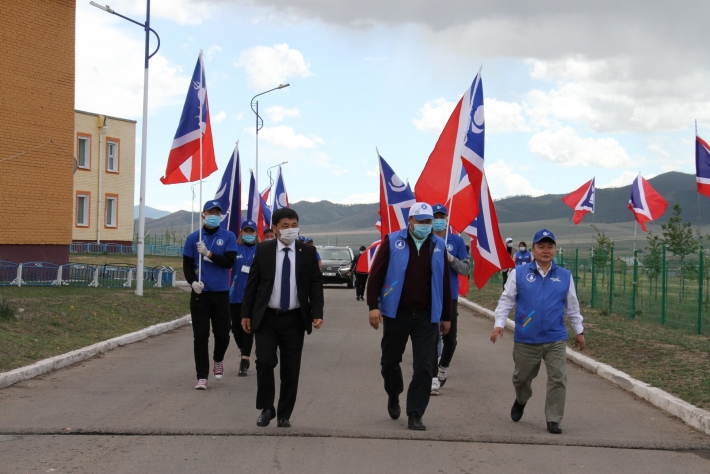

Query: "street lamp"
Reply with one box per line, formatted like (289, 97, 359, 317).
(250, 84, 289, 192)
(266, 161, 288, 209)
(90, 1, 160, 296)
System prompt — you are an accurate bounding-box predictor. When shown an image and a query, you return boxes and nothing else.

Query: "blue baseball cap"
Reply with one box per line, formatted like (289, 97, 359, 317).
(532, 229, 556, 245)
(203, 200, 222, 212)
(241, 220, 257, 231)
(432, 203, 448, 216)
(305, 237, 314, 243)
(409, 202, 434, 221)
(298, 235, 306, 242)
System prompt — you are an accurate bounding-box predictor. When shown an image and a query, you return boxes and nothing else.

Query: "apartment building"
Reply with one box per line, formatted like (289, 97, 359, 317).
(73, 111, 136, 245)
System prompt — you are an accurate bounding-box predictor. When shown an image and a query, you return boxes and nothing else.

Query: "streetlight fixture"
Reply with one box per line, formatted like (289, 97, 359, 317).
(250, 84, 289, 192)
(266, 161, 288, 209)
(90, 1, 160, 296)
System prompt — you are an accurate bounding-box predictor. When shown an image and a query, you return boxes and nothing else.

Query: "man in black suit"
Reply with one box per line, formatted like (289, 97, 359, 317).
(241, 207, 324, 428)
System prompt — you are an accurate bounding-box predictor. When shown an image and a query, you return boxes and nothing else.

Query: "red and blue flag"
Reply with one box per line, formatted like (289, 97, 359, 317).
(562, 178, 595, 225)
(628, 173, 668, 232)
(271, 166, 290, 214)
(214, 144, 241, 236)
(697, 135, 710, 198)
(260, 185, 272, 230)
(355, 239, 382, 274)
(246, 170, 266, 240)
(379, 154, 415, 238)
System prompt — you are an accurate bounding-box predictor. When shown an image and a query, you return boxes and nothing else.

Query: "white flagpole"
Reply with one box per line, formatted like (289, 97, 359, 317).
(198, 50, 204, 283)
(227, 141, 239, 231)
(377, 147, 391, 235)
(697, 120, 702, 239)
(444, 157, 463, 246)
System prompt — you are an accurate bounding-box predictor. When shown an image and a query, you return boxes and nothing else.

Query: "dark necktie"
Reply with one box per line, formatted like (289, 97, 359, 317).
(280, 247, 291, 311)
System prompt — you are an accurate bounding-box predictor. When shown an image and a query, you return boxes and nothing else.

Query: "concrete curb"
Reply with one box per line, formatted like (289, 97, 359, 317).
(457, 297, 710, 436)
(0, 315, 191, 390)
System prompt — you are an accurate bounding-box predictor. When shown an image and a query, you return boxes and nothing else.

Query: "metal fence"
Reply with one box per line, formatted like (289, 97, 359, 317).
(0, 261, 175, 289)
(70, 243, 183, 257)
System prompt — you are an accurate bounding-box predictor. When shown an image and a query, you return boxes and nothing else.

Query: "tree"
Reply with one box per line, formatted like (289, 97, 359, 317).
(660, 204, 698, 300)
(641, 232, 662, 300)
(591, 225, 614, 290)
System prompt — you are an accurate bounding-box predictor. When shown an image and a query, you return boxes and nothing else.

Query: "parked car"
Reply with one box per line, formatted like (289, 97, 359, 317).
(318, 246, 355, 288)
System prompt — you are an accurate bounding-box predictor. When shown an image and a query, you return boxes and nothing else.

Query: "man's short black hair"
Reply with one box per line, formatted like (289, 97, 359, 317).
(264, 228, 275, 234)
(272, 207, 299, 226)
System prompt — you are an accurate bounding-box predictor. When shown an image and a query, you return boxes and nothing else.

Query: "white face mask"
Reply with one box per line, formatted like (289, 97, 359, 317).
(278, 228, 300, 245)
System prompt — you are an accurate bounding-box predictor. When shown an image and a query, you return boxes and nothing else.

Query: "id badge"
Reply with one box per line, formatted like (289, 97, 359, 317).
(241, 265, 251, 274)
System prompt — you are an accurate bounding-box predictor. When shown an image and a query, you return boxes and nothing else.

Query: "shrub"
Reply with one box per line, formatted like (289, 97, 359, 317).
(0, 298, 17, 321)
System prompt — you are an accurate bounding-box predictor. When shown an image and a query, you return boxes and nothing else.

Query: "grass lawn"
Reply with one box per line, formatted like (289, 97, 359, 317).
(69, 254, 185, 280)
(0, 286, 191, 372)
(467, 279, 710, 409)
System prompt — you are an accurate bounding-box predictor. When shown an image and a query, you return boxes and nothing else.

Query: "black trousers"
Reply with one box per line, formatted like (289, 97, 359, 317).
(254, 309, 306, 420)
(230, 303, 254, 357)
(381, 308, 438, 418)
(190, 291, 231, 380)
(502, 270, 509, 287)
(433, 300, 459, 373)
(355, 273, 368, 298)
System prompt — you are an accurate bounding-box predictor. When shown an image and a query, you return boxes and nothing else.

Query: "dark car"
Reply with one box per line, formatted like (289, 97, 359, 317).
(318, 246, 355, 288)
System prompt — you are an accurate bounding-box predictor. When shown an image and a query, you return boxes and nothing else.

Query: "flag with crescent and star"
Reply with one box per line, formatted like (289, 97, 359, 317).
(160, 54, 217, 184)
(696, 135, 710, 198)
(562, 178, 595, 225)
(271, 165, 290, 215)
(628, 173, 668, 232)
(213, 144, 241, 236)
(379, 154, 415, 238)
(260, 185, 272, 230)
(246, 170, 266, 240)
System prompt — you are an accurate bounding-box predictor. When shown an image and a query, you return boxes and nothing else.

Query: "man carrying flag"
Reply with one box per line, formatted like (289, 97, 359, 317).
(628, 174, 668, 232)
(562, 178, 595, 225)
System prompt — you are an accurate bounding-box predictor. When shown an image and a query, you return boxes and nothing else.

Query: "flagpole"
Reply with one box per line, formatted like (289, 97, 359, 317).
(697, 120, 702, 240)
(227, 141, 239, 231)
(377, 147, 391, 235)
(198, 50, 204, 283)
(444, 157, 462, 246)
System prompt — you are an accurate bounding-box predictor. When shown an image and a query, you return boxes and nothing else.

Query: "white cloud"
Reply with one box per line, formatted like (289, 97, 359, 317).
(246, 125, 324, 149)
(266, 106, 301, 123)
(413, 98, 456, 133)
(486, 98, 529, 133)
(647, 144, 669, 158)
(485, 161, 545, 199)
(204, 44, 223, 61)
(108, 0, 212, 25)
(528, 127, 632, 168)
(338, 192, 379, 204)
(212, 111, 227, 123)
(75, 5, 190, 119)
(235, 43, 313, 89)
(599, 171, 641, 189)
(313, 152, 348, 176)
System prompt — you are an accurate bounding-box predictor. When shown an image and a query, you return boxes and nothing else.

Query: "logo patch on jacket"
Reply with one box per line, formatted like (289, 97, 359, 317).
(216, 239, 224, 246)
(446, 244, 453, 252)
(395, 240, 406, 250)
(550, 277, 561, 282)
(526, 273, 536, 283)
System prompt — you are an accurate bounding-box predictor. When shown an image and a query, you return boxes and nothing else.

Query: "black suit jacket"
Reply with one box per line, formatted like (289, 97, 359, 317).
(241, 240, 324, 334)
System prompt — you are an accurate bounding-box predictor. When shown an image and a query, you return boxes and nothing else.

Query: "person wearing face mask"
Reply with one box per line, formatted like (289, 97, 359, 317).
(514, 241, 532, 266)
(502, 237, 515, 286)
(229, 220, 260, 377)
(429, 204, 471, 396)
(263, 228, 275, 241)
(240, 207, 324, 428)
(182, 201, 238, 390)
(367, 202, 452, 431)
(305, 237, 322, 269)
(352, 245, 368, 301)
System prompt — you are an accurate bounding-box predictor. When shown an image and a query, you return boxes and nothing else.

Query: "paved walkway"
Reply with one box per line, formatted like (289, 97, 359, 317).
(1, 287, 709, 473)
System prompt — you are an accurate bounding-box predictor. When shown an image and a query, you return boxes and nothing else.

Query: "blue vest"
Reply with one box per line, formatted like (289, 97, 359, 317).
(514, 250, 532, 266)
(514, 262, 570, 344)
(229, 243, 257, 304)
(444, 233, 468, 299)
(379, 229, 446, 323)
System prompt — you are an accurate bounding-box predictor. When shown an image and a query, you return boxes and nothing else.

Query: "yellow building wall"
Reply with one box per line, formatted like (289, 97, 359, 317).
(73, 111, 136, 244)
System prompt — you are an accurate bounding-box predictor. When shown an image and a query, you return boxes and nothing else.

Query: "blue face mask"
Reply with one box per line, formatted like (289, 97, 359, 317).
(432, 219, 447, 232)
(242, 234, 256, 244)
(412, 224, 432, 239)
(204, 215, 220, 228)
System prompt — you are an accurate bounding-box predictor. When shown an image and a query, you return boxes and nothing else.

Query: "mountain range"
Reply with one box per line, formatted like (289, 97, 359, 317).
(135, 171, 710, 237)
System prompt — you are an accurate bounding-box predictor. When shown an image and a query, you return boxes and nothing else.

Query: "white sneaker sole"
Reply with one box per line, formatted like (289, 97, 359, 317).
(215, 374, 223, 380)
(195, 385, 207, 390)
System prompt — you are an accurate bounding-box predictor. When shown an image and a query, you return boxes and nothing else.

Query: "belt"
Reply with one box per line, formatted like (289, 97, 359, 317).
(266, 307, 300, 315)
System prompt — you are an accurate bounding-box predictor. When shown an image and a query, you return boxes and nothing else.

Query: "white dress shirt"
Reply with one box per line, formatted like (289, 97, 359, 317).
(494, 264, 584, 335)
(268, 239, 300, 310)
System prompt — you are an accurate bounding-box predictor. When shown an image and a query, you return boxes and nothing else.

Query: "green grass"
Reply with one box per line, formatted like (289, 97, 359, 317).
(466, 276, 710, 409)
(0, 286, 190, 372)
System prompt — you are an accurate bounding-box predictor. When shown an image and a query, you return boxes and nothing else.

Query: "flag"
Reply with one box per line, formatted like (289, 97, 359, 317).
(355, 239, 381, 274)
(697, 135, 710, 198)
(161, 54, 217, 184)
(562, 178, 595, 225)
(628, 173, 668, 232)
(213, 145, 241, 236)
(458, 274, 469, 297)
(271, 166, 290, 214)
(459, 69, 486, 217)
(415, 75, 479, 232)
(463, 177, 515, 289)
(379, 154, 415, 238)
(260, 185, 272, 230)
(375, 219, 381, 233)
(246, 171, 266, 240)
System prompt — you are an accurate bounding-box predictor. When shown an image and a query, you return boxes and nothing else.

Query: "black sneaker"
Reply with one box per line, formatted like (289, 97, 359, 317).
(547, 422, 562, 434)
(511, 399, 526, 422)
(238, 359, 250, 377)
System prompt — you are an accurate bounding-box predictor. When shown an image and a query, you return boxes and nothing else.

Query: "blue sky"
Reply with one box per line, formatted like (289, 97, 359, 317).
(75, 0, 710, 213)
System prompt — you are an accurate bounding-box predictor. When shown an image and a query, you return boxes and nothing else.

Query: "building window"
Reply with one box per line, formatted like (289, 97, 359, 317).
(76, 193, 90, 227)
(107, 139, 119, 172)
(105, 195, 118, 228)
(77, 134, 91, 169)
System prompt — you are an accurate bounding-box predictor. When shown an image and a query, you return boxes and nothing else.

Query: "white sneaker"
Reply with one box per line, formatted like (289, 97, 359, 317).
(195, 379, 208, 390)
(438, 365, 448, 387)
(431, 377, 440, 396)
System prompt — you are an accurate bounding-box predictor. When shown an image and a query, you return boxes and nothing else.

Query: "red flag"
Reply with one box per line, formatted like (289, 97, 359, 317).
(379, 154, 415, 239)
(628, 174, 667, 232)
(457, 274, 469, 297)
(356, 239, 381, 274)
(561, 178, 596, 225)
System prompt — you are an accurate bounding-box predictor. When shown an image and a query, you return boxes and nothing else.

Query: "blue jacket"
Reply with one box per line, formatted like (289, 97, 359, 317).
(229, 242, 257, 304)
(183, 226, 237, 292)
(444, 233, 468, 299)
(514, 250, 532, 266)
(379, 228, 446, 323)
(514, 261, 570, 344)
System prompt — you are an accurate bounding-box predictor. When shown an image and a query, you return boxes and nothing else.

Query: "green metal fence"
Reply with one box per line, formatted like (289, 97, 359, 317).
(556, 246, 709, 336)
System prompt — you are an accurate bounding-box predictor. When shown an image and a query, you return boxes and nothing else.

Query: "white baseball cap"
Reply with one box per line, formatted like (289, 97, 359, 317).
(409, 202, 434, 221)
(505, 237, 513, 243)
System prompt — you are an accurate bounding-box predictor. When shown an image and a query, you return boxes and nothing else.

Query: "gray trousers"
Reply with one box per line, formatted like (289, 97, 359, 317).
(512, 340, 567, 423)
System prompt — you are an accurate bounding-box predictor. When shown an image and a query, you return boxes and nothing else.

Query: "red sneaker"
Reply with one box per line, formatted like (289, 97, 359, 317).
(213, 360, 224, 380)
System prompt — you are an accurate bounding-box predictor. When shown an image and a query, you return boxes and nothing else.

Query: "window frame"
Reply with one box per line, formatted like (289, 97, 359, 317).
(76, 133, 92, 170)
(106, 137, 120, 173)
(104, 193, 119, 229)
(76, 191, 91, 227)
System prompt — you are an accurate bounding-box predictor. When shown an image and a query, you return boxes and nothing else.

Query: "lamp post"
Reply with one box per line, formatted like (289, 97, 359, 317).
(266, 161, 287, 208)
(90, 1, 160, 296)
(250, 84, 289, 192)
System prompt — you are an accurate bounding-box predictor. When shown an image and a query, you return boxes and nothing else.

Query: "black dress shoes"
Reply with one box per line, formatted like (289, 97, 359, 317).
(511, 399, 526, 422)
(256, 408, 275, 427)
(547, 422, 562, 434)
(407, 415, 426, 431)
(277, 419, 291, 428)
(238, 359, 250, 377)
(387, 396, 401, 420)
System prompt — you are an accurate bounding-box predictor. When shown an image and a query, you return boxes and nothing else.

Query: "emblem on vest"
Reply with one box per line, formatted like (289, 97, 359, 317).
(395, 240, 406, 250)
(550, 277, 561, 282)
(216, 239, 224, 246)
(521, 310, 535, 333)
(446, 244, 453, 252)
(526, 273, 536, 283)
